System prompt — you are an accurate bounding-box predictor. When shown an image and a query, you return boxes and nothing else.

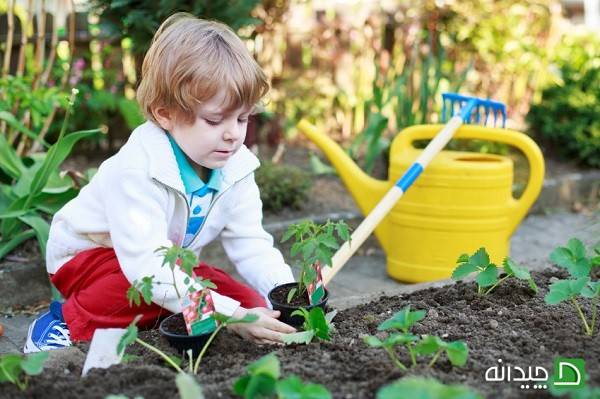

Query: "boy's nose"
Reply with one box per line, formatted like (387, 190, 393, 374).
(223, 121, 242, 141)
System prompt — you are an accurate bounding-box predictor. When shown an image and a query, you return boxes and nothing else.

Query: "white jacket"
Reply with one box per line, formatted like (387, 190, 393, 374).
(46, 121, 295, 316)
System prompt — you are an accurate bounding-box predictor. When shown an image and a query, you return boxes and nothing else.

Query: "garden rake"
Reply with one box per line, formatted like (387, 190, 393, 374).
(320, 93, 507, 285)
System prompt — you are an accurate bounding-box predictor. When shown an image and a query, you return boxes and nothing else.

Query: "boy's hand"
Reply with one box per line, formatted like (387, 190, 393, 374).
(228, 307, 296, 344)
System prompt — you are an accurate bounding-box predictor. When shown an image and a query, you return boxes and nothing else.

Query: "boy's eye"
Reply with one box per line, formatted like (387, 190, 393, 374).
(205, 119, 222, 126)
(238, 118, 248, 123)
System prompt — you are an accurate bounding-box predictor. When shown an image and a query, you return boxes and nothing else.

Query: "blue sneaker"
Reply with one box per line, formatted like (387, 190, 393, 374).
(23, 301, 71, 353)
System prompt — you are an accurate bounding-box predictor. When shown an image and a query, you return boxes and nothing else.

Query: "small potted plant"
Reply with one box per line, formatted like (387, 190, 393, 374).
(268, 219, 349, 326)
(127, 245, 222, 355)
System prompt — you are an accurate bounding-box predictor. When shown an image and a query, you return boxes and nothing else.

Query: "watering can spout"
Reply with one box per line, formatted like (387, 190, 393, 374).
(297, 119, 392, 252)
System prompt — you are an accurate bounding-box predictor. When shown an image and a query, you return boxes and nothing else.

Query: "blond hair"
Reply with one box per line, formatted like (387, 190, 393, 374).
(136, 13, 269, 125)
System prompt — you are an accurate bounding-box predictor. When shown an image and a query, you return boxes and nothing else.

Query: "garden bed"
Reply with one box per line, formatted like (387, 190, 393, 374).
(2, 268, 598, 399)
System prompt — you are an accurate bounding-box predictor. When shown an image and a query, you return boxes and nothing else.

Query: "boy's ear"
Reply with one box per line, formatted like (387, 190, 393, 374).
(152, 107, 174, 131)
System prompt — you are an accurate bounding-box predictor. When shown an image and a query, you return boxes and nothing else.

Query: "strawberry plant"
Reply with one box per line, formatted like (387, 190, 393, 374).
(122, 244, 258, 373)
(118, 312, 257, 375)
(280, 220, 350, 303)
(376, 376, 482, 399)
(0, 352, 48, 391)
(232, 353, 331, 399)
(127, 245, 216, 306)
(281, 307, 337, 345)
(452, 248, 538, 295)
(544, 238, 600, 336)
(363, 305, 468, 370)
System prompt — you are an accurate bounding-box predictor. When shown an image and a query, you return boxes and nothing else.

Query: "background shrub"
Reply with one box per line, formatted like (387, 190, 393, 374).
(255, 161, 312, 213)
(526, 32, 600, 167)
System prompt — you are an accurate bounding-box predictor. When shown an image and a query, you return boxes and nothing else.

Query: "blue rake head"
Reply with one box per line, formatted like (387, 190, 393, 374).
(441, 93, 507, 128)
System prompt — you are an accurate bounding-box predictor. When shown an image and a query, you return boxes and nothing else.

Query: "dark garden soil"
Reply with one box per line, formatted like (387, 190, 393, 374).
(2, 268, 598, 399)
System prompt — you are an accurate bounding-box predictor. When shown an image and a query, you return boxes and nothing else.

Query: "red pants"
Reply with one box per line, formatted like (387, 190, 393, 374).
(51, 247, 266, 341)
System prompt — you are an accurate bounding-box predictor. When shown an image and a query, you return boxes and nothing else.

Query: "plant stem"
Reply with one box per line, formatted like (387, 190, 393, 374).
(171, 267, 181, 300)
(135, 338, 183, 373)
(484, 275, 510, 296)
(590, 297, 598, 336)
(571, 298, 592, 336)
(408, 344, 417, 367)
(384, 346, 407, 371)
(193, 324, 224, 374)
(428, 350, 442, 368)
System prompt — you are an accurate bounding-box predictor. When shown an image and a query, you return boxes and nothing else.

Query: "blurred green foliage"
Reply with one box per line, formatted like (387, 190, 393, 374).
(526, 32, 600, 167)
(255, 161, 312, 213)
(90, 0, 263, 56)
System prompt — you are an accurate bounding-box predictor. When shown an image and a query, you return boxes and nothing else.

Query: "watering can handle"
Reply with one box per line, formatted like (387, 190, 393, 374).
(395, 125, 545, 235)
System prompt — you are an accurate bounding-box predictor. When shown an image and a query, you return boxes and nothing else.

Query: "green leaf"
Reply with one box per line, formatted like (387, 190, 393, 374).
(502, 258, 528, 279)
(281, 227, 295, 243)
(0, 132, 25, 179)
(287, 287, 298, 304)
(282, 331, 315, 345)
(470, 248, 490, 267)
(363, 336, 384, 347)
(445, 341, 469, 366)
(568, 238, 587, 259)
(378, 305, 426, 332)
(247, 353, 280, 380)
(0, 354, 23, 384)
(335, 223, 350, 242)
(176, 372, 204, 399)
(385, 333, 419, 347)
(18, 214, 49, 258)
(308, 307, 331, 341)
(19, 352, 48, 376)
(0, 229, 35, 260)
(28, 129, 101, 199)
(414, 335, 443, 355)
(319, 235, 339, 250)
(376, 376, 482, 399)
(475, 265, 498, 288)
(581, 281, 600, 298)
(451, 262, 478, 280)
(117, 321, 139, 355)
(550, 247, 576, 269)
(276, 375, 332, 399)
(545, 277, 590, 305)
(456, 253, 470, 263)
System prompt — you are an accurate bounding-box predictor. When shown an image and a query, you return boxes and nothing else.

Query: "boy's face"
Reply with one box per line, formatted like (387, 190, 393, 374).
(158, 89, 252, 170)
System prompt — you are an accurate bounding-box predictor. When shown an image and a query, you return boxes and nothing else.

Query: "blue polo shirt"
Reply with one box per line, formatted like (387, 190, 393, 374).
(168, 134, 222, 247)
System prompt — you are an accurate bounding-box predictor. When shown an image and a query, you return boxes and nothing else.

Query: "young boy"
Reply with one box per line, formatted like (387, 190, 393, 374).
(24, 13, 297, 353)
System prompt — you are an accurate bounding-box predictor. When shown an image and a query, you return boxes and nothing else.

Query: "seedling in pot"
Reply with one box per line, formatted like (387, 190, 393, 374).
(117, 312, 258, 375)
(452, 248, 538, 295)
(376, 376, 482, 399)
(363, 305, 468, 370)
(232, 353, 331, 399)
(280, 220, 350, 304)
(281, 307, 338, 345)
(0, 352, 48, 391)
(123, 244, 258, 372)
(544, 238, 600, 337)
(127, 245, 217, 307)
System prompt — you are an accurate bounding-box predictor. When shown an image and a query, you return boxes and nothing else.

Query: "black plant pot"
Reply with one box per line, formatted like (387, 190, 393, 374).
(159, 313, 212, 357)
(268, 282, 329, 327)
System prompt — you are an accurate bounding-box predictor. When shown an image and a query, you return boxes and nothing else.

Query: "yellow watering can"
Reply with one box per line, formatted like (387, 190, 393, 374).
(298, 121, 545, 283)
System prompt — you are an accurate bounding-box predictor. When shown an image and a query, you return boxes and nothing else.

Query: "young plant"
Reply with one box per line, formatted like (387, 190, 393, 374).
(0, 352, 48, 391)
(117, 312, 258, 375)
(126, 245, 216, 306)
(544, 238, 600, 336)
(122, 244, 258, 374)
(363, 305, 468, 370)
(452, 248, 538, 295)
(232, 353, 331, 399)
(376, 376, 482, 399)
(280, 220, 350, 303)
(281, 307, 338, 345)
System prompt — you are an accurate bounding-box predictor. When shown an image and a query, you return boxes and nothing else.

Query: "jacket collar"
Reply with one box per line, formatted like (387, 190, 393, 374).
(133, 121, 260, 194)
